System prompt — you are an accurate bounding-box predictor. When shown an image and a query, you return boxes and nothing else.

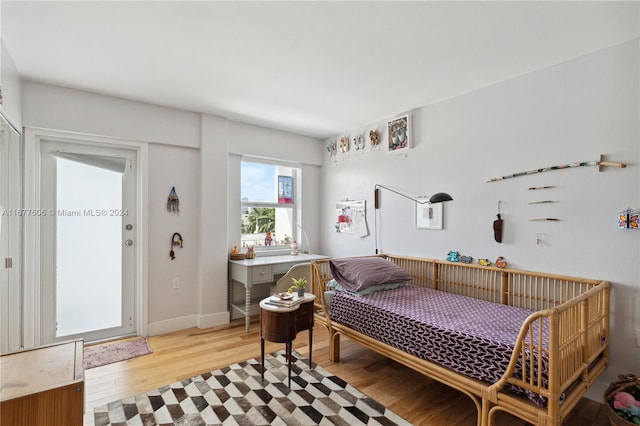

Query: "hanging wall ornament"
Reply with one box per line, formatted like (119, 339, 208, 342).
(167, 186, 180, 213)
(369, 130, 381, 149)
(493, 201, 503, 243)
(169, 232, 184, 260)
(339, 136, 350, 153)
(326, 141, 337, 162)
(618, 208, 640, 229)
(352, 134, 365, 151)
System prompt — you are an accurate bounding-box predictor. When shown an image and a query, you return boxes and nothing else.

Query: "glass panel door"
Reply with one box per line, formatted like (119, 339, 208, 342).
(55, 157, 124, 336)
(40, 141, 136, 343)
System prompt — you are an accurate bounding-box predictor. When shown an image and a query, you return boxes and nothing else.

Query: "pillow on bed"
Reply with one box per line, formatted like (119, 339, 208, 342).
(327, 279, 406, 297)
(329, 257, 413, 292)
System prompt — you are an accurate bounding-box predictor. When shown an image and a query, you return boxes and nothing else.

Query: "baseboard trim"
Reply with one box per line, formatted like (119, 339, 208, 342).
(148, 312, 230, 336)
(197, 312, 229, 329)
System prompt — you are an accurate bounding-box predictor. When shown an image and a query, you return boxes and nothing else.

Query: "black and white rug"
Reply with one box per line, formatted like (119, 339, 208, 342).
(94, 350, 410, 426)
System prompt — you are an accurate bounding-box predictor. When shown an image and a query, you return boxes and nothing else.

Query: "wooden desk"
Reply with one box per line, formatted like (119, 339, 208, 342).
(259, 294, 315, 387)
(1, 339, 84, 426)
(229, 253, 327, 332)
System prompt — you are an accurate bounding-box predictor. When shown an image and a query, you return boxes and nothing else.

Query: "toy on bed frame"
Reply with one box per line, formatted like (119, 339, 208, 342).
(310, 255, 610, 426)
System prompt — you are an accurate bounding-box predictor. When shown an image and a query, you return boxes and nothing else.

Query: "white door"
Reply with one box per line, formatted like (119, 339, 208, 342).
(40, 141, 137, 343)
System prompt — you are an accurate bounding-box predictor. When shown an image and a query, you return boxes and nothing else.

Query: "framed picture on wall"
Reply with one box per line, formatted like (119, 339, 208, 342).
(387, 114, 410, 152)
(416, 199, 443, 229)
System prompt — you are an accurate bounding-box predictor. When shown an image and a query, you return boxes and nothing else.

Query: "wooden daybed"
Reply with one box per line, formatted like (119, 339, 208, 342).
(310, 255, 610, 426)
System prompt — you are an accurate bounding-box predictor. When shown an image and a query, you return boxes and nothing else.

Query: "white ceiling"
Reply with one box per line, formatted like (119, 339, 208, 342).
(2, 1, 638, 139)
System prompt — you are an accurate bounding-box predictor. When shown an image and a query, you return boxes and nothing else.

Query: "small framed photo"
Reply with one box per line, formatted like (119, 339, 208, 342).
(416, 200, 443, 229)
(387, 114, 410, 152)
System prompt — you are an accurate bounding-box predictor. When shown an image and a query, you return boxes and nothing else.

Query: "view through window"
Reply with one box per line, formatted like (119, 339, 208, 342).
(241, 160, 298, 250)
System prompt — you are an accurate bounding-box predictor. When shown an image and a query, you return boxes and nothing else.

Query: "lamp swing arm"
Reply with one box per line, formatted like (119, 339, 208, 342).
(374, 184, 453, 209)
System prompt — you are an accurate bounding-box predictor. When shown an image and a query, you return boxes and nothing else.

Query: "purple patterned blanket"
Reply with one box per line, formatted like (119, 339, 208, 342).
(329, 284, 550, 405)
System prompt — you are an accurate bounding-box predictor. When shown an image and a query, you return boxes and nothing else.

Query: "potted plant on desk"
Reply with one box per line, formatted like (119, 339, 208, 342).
(289, 277, 307, 297)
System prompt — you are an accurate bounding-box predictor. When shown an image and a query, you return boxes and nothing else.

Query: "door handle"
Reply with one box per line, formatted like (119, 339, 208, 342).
(124, 239, 134, 246)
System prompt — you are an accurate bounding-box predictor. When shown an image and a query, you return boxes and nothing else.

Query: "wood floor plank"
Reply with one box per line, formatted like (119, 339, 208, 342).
(82, 318, 609, 425)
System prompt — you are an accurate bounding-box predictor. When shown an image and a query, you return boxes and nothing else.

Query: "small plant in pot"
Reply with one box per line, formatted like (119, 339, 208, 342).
(288, 277, 307, 297)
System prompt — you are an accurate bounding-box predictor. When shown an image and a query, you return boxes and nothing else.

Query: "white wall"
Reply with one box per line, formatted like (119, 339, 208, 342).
(1, 41, 22, 130)
(320, 39, 640, 397)
(21, 81, 324, 338)
(226, 121, 325, 257)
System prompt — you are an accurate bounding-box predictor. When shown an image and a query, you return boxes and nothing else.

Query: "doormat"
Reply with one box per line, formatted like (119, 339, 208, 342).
(84, 337, 152, 369)
(94, 350, 410, 425)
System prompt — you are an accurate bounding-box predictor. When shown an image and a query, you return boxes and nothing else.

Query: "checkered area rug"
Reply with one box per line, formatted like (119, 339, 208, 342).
(94, 350, 410, 426)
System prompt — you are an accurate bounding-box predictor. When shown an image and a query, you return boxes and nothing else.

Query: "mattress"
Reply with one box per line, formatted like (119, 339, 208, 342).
(328, 284, 551, 405)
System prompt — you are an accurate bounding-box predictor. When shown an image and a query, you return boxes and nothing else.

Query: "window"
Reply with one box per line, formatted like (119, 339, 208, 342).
(241, 160, 299, 250)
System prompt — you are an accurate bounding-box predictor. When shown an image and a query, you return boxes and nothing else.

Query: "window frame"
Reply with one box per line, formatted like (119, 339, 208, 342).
(240, 158, 301, 254)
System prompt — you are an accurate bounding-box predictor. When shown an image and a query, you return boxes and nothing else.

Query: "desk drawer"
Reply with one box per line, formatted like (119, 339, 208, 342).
(251, 265, 273, 283)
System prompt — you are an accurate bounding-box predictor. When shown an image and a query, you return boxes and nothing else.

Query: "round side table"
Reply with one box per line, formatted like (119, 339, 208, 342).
(259, 293, 315, 387)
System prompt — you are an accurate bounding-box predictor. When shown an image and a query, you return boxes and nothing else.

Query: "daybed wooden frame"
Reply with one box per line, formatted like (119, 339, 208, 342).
(310, 255, 610, 426)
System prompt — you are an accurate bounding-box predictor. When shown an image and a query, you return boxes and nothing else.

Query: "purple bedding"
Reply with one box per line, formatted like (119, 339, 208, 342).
(329, 284, 551, 405)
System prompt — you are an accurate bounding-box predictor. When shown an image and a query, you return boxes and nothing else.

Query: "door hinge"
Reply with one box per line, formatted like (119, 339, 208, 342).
(4, 257, 12, 269)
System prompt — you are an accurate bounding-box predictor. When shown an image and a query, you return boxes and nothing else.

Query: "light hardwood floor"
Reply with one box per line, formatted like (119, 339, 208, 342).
(83, 318, 609, 426)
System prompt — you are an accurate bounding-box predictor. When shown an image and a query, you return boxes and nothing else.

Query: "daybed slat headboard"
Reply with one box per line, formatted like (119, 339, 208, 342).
(312, 255, 605, 314)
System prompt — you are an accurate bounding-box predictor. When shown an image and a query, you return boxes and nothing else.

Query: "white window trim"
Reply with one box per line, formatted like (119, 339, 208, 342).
(240, 157, 302, 255)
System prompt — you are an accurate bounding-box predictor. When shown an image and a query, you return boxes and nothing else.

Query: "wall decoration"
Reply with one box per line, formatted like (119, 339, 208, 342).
(277, 175, 293, 204)
(416, 198, 443, 229)
(387, 115, 410, 152)
(335, 200, 368, 237)
(167, 186, 180, 213)
(336, 201, 353, 233)
(339, 136, 350, 153)
(352, 134, 365, 151)
(493, 201, 503, 243)
(486, 154, 626, 183)
(350, 200, 368, 237)
(0, 85, 3, 105)
(326, 141, 337, 162)
(169, 232, 183, 260)
(528, 185, 555, 190)
(618, 208, 639, 229)
(369, 129, 381, 150)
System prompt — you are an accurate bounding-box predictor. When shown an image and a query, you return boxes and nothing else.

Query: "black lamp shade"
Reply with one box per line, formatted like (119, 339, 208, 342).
(429, 192, 453, 203)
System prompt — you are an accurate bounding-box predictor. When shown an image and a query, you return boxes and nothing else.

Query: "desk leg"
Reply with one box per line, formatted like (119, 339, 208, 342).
(245, 285, 251, 333)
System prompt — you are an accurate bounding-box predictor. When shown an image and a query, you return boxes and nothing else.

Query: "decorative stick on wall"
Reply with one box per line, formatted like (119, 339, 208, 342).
(529, 218, 560, 221)
(486, 154, 626, 183)
(528, 186, 555, 190)
(528, 200, 557, 205)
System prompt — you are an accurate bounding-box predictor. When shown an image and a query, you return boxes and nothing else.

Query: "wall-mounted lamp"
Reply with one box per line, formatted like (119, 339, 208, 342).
(374, 184, 453, 209)
(373, 184, 453, 254)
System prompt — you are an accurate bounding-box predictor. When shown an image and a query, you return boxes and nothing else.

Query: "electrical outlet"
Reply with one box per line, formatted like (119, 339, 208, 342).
(172, 277, 180, 289)
(636, 328, 640, 348)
